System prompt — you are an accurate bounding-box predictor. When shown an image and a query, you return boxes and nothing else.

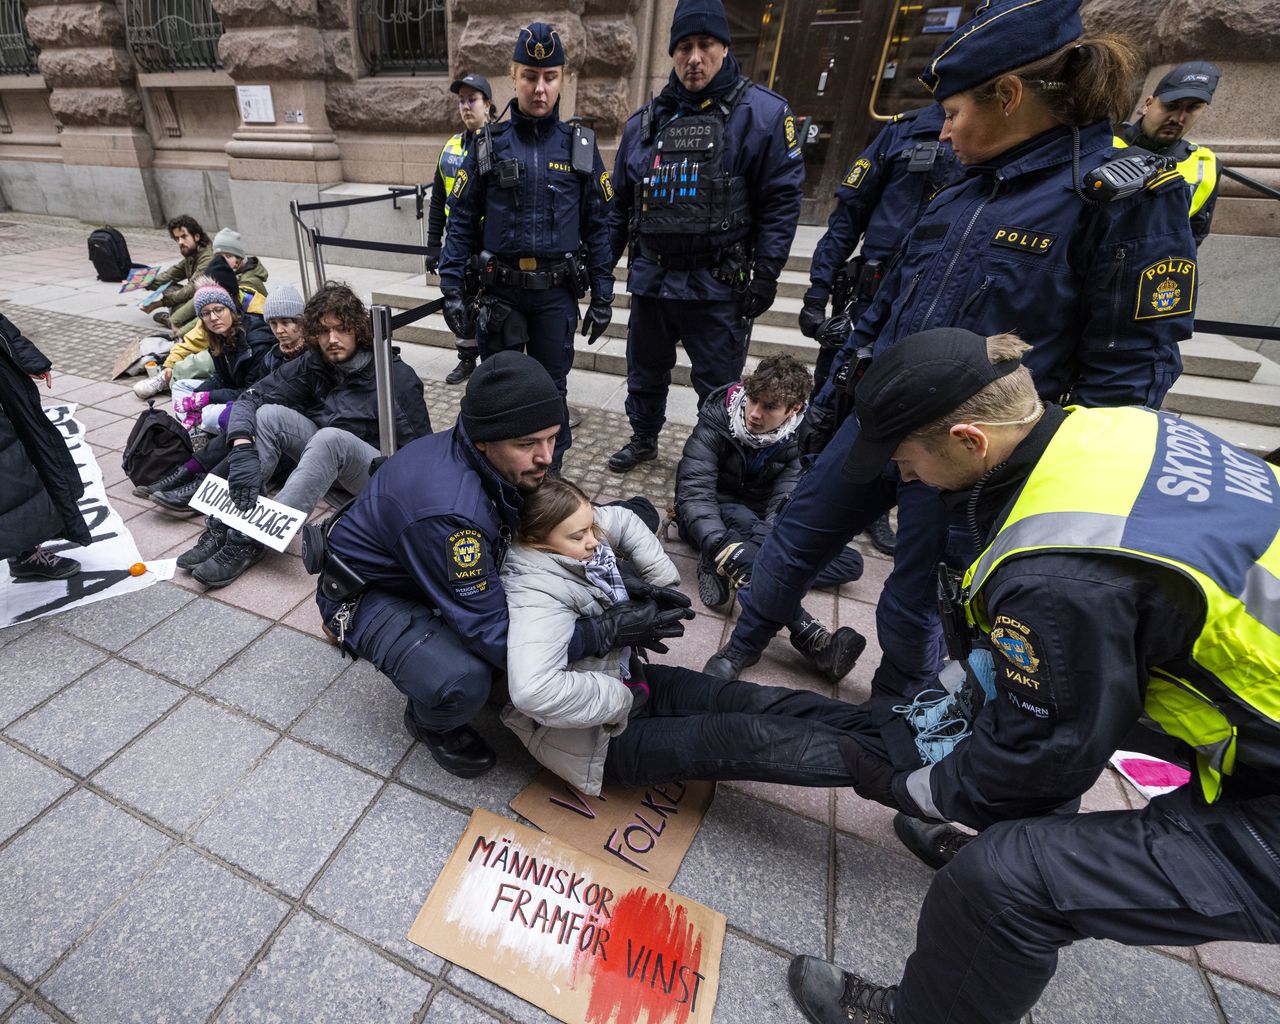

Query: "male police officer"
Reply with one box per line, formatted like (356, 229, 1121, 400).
(788, 327, 1280, 1024)
(606, 0, 805, 472)
(427, 72, 495, 385)
(1115, 61, 1221, 245)
(315, 353, 689, 777)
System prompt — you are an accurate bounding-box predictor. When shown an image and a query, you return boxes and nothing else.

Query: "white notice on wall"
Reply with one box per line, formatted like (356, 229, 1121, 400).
(236, 85, 275, 124)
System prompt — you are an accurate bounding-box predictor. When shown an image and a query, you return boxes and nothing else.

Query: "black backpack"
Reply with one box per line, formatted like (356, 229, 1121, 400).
(87, 226, 134, 282)
(121, 401, 193, 486)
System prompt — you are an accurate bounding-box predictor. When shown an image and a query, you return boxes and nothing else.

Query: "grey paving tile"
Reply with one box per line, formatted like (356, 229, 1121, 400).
(0, 618, 39, 648)
(42, 846, 288, 1024)
(6, 659, 182, 774)
(119, 596, 270, 686)
(0, 742, 73, 844)
(8, 1004, 56, 1024)
(1212, 975, 1280, 1024)
(0, 628, 106, 725)
(94, 698, 276, 831)
(445, 968, 558, 1024)
(194, 740, 380, 897)
(422, 991, 501, 1023)
(291, 659, 414, 776)
(398, 705, 540, 819)
(202, 625, 346, 728)
(673, 788, 829, 956)
(712, 932, 808, 1023)
(0, 977, 18, 1013)
(307, 785, 468, 974)
(1034, 939, 1218, 1023)
(0, 789, 168, 980)
(47, 581, 194, 652)
(218, 912, 432, 1024)
(832, 831, 934, 985)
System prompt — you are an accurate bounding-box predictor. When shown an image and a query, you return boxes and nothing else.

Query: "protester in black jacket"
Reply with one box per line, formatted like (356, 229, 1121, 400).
(0, 314, 90, 580)
(675, 355, 864, 682)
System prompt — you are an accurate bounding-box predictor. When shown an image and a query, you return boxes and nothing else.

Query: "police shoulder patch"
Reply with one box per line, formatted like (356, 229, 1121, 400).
(844, 158, 871, 189)
(451, 168, 468, 199)
(1135, 257, 1196, 321)
(447, 528, 489, 594)
(989, 613, 1055, 717)
(784, 114, 798, 150)
(599, 170, 614, 202)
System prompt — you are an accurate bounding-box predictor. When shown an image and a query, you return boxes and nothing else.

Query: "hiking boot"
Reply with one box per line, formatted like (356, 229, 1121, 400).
(149, 476, 202, 516)
(189, 430, 210, 453)
(176, 517, 229, 571)
(133, 372, 169, 399)
(191, 529, 264, 587)
(607, 434, 658, 473)
(133, 463, 195, 499)
(445, 353, 476, 385)
(702, 641, 760, 680)
(788, 955, 898, 1024)
(697, 560, 732, 612)
(7, 546, 81, 582)
(866, 512, 896, 556)
(790, 621, 867, 684)
(152, 309, 171, 328)
(404, 704, 496, 778)
(892, 812, 974, 871)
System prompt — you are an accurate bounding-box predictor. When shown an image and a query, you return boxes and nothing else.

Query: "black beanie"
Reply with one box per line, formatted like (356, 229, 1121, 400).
(669, 0, 731, 55)
(461, 351, 564, 442)
(202, 254, 239, 301)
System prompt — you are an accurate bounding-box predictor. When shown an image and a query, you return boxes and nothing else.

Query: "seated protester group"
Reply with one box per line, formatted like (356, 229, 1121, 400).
(676, 354, 865, 682)
(139, 214, 214, 334)
(174, 282, 430, 588)
(502, 477, 888, 793)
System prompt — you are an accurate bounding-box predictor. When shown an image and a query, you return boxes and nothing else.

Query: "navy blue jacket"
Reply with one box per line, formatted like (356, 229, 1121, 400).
(808, 105, 959, 298)
(608, 77, 805, 301)
(439, 104, 614, 301)
(323, 424, 523, 672)
(817, 120, 1197, 413)
(195, 313, 277, 404)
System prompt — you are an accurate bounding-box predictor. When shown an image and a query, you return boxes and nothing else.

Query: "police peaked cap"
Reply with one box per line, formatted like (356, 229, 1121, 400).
(919, 0, 1083, 100)
(514, 23, 565, 67)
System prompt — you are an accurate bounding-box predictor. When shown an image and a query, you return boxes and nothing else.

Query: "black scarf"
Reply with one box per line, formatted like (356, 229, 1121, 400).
(662, 52, 742, 115)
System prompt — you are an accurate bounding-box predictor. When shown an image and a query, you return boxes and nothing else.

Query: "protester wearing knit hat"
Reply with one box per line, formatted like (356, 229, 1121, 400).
(262, 283, 304, 323)
(211, 228, 247, 260)
(261, 283, 307, 366)
(193, 283, 235, 318)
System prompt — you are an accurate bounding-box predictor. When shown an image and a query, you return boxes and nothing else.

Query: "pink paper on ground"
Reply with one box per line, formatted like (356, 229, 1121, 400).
(1118, 758, 1191, 789)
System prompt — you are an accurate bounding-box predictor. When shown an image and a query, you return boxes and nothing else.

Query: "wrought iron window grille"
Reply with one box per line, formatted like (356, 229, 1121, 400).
(357, 0, 448, 77)
(0, 0, 39, 76)
(124, 0, 224, 74)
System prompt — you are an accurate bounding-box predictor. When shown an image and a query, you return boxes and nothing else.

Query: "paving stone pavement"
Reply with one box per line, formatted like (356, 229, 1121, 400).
(2, 213, 1278, 1023)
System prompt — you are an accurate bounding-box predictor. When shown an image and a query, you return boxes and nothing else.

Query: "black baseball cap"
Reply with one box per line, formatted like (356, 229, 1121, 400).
(450, 73, 492, 101)
(842, 328, 1024, 483)
(1153, 61, 1220, 104)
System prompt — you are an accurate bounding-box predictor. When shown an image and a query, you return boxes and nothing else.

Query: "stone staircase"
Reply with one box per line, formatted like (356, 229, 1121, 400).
(372, 227, 1280, 456)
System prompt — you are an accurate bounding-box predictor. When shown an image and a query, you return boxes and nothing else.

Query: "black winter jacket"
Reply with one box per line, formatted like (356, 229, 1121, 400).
(195, 313, 277, 404)
(675, 382, 802, 554)
(0, 314, 90, 559)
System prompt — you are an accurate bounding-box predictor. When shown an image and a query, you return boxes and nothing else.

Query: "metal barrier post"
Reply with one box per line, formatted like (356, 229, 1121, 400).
(370, 304, 398, 457)
(289, 200, 313, 299)
(311, 227, 328, 288)
(416, 183, 430, 278)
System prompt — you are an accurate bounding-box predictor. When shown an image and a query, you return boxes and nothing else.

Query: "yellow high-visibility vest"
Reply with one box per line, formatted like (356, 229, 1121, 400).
(438, 132, 469, 219)
(1113, 134, 1219, 217)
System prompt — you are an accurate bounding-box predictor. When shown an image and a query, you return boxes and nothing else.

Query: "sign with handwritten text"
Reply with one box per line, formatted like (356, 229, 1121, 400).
(510, 771, 714, 886)
(409, 808, 724, 1024)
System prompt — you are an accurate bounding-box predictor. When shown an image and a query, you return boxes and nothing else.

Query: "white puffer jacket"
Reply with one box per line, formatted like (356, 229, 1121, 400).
(500, 504, 682, 795)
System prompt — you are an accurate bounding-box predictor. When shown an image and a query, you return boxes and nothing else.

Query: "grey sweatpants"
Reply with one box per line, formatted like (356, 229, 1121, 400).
(254, 404, 378, 514)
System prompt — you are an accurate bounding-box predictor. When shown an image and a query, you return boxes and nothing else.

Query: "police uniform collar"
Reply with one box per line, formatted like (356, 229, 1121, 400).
(511, 99, 561, 136)
(982, 121, 1108, 181)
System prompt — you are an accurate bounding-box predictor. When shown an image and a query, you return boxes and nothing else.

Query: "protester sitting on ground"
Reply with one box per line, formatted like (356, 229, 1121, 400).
(502, 477, 886, 794)
(260, 283, 306, 372)
(1, 313, 90, 582)
(139, 215, 214, 332)
(676, 354, 866, 683)
(172, 282, 432, 588)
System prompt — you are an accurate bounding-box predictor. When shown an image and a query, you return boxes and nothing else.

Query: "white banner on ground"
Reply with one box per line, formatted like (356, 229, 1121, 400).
(187, 474, 306, 553)
(0, 403, 176, 630)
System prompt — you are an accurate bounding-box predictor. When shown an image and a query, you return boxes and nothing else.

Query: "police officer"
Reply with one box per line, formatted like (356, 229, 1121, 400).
(703, 0, 1198, 702)
(439, 24, 614, 465)
(787, 327, 1280, 1024)
(605, 0, 805, 473)
(426, 72, 496, 385)
(316, 352, 690, 778)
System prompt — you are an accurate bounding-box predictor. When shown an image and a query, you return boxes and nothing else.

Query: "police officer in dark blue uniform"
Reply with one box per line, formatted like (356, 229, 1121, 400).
(439, 23, 614, 466)
(703, 0, 1199, 704)
(605, 0, 805, 473)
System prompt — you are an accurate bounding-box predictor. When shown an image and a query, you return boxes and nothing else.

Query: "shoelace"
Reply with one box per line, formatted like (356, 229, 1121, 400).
(933, 827, 973, 859)
(22, 547, 62, 568)
(840, 974, 898, 1022)
(892, 689, 973, 766)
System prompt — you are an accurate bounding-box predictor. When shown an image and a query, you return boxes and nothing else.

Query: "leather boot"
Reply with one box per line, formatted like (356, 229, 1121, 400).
(134, 463, 196, 499)
(696, 552, 731, 612)
(866, 512, 897, 556)
(403, 705, 496, 778)
(177, 517, 229, 571)
(892, 812, 974, 870)
(445, 353, 477, 385)
(788, 955, 897, 1024)
(702, 641, 760, 680)
(191, 529, 265, 587)
(607, 434, 658, 473)
(150, 475, 203, 516)
(790, 618, 867, 684)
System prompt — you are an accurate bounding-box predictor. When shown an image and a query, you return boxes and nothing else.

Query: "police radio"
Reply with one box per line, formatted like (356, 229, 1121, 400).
(1083, 151, 1176, 203)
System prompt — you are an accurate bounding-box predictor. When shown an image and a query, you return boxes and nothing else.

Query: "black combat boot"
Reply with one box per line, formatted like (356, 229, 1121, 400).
(866, 512, 897, 556)
(702, 641, 760, 680)
(790, 617, 867, 684)
(177, 517, 229, 571)
(403, 704, 496, 778)
(191, 529, 265, 587)
(788, 955, 897, 1024)
(893, 812, 974, 870)
(696, 552, 731, 612)
(133, 463, 196, 499)
(445, 353, 477, 385)
(150, 475, 203, 516)
(607, 434, 658, 473)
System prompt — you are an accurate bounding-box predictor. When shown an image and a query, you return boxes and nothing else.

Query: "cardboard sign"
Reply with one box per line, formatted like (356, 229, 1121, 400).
(188, 474, 305, 553)
(410, 809, 724, 1024)
(511, 772, 714, 887)
(118, 265, 157, 293)
(111, 336, 172, 380)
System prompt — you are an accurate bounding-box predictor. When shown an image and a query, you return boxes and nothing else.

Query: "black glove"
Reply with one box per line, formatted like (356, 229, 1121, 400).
(227, 443, 262, 511)
(581, 297, 612, 346)
(798, 293, 827, 338)
(593, 599, 694, 656)
(424, 243, 442, 274)
(740, 276, 777, 320)
(797, 401, 835, 457)
(816, 311, 854, 351)
(442, 286, 474, 339)
(840, 738, 915, 814)
(715, 540, 759, 587)
(622, 577, 694, 613)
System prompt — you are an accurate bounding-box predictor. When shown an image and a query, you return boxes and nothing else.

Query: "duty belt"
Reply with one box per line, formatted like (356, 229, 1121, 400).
(635, 239, 723, 271)
(491, 259, 573, 290)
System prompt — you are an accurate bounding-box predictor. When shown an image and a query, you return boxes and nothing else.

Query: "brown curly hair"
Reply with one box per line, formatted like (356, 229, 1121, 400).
(742, 354, 811, 410)
(302, 282, 373, 353)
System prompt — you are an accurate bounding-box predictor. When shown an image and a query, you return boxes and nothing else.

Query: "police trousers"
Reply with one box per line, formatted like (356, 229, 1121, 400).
(624, 295, 750, 437)
(895, 786, 1280, 1023)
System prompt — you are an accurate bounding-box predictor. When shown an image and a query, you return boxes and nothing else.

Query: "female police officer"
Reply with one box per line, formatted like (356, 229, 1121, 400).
(439, 23, 614, 465)
(704, 0, 1198, 708)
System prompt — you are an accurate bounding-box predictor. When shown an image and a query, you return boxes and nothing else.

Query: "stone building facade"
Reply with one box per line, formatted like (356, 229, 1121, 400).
(0, 0, 1276, 271)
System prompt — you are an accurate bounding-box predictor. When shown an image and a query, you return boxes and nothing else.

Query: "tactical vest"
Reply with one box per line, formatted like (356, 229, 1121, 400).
(438, 132, 468, 219)
(1113, 134, 1219, 217)
(632, 77, 753, 249)
(963, 405, 1280, 802)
